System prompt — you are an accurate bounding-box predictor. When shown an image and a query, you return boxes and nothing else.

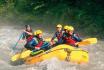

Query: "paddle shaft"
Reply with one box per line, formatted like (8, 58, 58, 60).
(13, 33, 23, 49)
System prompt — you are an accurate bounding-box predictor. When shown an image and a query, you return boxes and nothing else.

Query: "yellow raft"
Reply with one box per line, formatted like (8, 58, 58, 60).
(25, 44, 89, 64)
(11, 37, 97, 62)
(11, 50, 32, 61)
(11, 37, 97, 64)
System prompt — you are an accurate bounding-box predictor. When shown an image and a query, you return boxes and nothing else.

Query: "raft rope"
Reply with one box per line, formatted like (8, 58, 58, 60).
(32, 47, 88, 58)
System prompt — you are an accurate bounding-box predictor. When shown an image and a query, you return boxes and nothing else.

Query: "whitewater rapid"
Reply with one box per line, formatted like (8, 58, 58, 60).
(0, 25, 104, 70)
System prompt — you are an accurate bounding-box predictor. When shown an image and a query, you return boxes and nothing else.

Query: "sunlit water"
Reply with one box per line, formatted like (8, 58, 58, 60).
(0, 25, 104, 70)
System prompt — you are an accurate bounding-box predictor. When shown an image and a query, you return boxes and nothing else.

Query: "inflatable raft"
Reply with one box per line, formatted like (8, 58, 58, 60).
(25, 44, 89, 64)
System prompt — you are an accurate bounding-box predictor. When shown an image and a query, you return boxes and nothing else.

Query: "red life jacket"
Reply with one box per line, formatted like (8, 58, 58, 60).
(34, 36, 44, 49)
(25, 30, 33, 42)
(35, 41, 43, 48)
(65, 37, 77, 46)
(56, 31, 63, 40)
(27, 35, 34, 42)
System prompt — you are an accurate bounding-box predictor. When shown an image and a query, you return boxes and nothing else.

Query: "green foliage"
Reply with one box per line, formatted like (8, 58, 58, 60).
(0, 0, 104, 39)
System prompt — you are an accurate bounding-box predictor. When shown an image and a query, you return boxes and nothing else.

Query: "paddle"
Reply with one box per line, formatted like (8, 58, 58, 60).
(76, 38, 97, 46)
(11, 50, 44, 62)
(10, 33, 23, 55)
(12, 33, 23, 50)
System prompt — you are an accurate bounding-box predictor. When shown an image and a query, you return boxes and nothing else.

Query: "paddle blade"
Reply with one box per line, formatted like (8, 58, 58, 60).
(83, 38, 97, 44)
(77, 38, 97, 46)
(11, 54, 21, 61)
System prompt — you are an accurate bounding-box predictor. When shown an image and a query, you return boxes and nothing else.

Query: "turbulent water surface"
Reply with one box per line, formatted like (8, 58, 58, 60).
(0, 25, 104, 70)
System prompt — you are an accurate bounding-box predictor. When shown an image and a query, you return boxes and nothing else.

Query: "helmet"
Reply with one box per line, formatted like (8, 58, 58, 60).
(64, 25, 69, 30)
(67, 26, 74, 31)
(56, 24, 62, 28)
(34, 30, 42, 35)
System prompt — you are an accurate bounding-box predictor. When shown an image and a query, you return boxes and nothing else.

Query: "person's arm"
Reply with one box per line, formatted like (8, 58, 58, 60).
(21, 32, 26, 40)
(73, 34, 82, 42)
(51, 32, 56, 41)
(29, 38, 38, 46)
(24, 30, 33, 35)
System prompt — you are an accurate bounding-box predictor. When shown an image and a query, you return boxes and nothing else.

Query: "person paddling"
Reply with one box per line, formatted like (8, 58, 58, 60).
(62, 25, 69, 44)
(22, 25, 33, 41)
(51, 24, 64, 46)
(25, 30, 51, 51)
(63, 26, 82, 47)
(20, 25, 33, 49)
